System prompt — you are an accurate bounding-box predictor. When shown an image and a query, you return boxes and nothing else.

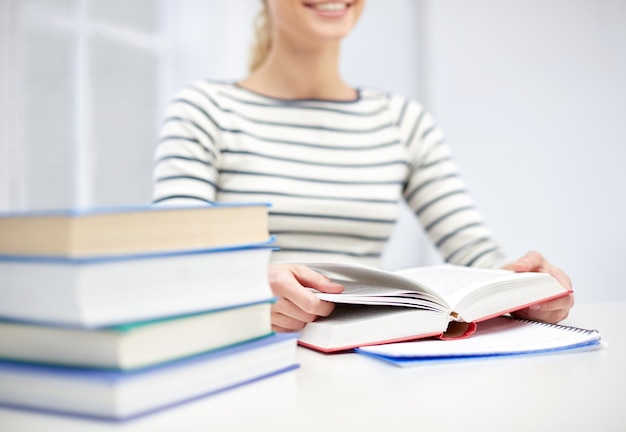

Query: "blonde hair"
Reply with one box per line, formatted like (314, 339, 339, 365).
(249, 2, 271, 72)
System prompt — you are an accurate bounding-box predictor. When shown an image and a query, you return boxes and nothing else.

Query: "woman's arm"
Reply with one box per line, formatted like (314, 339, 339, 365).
(152, 85, 221, 206)
(401, 101, 507, 268)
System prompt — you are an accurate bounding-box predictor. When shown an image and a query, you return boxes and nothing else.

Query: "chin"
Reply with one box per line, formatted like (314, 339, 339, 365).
(313, 23, 356, 41)
(302, 1, 364, 38)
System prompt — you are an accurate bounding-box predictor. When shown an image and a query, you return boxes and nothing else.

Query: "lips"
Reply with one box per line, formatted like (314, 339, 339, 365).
(304, 2, 354, 14)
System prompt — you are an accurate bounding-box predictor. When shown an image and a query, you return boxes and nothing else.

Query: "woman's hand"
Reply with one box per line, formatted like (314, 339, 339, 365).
(268, 264, 344, 332)
(503, 250, 574, 323)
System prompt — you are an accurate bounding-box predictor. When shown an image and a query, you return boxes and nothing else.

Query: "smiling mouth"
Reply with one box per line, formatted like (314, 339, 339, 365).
(304, 2, 353, 13)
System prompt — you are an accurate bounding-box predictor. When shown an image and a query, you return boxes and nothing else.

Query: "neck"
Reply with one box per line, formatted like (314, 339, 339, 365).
(240, 41, 356, 101)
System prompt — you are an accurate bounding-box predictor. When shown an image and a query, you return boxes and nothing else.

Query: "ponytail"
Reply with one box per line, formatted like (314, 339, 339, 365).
(249, 2, 271, 73)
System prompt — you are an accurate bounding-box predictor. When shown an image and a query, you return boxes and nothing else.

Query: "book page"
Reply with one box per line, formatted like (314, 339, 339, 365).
(395, 265, 514, 298)
(305, 263, 450, 310)
(313, 281, 447, 311)
(307, 262, 435, 293)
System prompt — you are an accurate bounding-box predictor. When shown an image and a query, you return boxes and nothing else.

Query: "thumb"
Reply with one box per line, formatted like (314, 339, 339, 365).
(292, 265, 345, 294)
(510, 250, 544, 273)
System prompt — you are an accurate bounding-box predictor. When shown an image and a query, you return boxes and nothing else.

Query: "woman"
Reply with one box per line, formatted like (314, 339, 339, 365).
(153, 0, 573, 332)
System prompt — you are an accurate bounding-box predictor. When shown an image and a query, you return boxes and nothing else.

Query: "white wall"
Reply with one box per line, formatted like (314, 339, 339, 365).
(421, 0, 626, 301)
(2, 0, 624, 301)
(0, 0, 171, 210)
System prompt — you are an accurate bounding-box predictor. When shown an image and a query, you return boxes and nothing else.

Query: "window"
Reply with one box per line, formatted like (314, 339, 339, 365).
(0, 0, 174, 210)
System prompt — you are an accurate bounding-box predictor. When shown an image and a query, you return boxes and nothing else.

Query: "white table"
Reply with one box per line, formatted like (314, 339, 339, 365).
(1, 301, 624, 431)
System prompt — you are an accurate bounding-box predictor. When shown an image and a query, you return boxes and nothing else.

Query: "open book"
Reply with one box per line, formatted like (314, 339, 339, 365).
(297, 262, 572, 352)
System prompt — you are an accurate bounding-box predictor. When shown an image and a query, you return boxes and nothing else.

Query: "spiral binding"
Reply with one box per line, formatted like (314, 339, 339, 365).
(505, 315, 600, 336)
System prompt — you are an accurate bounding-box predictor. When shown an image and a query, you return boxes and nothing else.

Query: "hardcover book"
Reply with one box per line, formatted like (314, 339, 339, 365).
(0, 332, 299, 421)
(0, 301, 273, 370)
(0, 203, 271, 258)
(0, 244, 274, 327)
(297, 262, 572, 352)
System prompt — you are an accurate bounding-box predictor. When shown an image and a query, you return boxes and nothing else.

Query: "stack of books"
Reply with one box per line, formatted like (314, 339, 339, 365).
(0, 204, 298, 421)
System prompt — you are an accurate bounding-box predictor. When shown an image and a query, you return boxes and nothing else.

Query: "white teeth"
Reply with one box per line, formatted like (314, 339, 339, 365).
(313, 2, 348, 12)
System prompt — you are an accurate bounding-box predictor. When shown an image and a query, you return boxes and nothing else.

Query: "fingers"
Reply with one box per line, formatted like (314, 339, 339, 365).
(268, 264, 341, 332)
(512, 293, 575, 323)
(271, 299, 337, 331)
(290, 264, 345, 294)
(270, 292, 335, 331)
(505, 250, 575, 323)
(545, 264, 573, 291)
(272, 324, 293, 333)
(272, 296, 333, 328)
(270, 267, 337, 315)
(271, 309, 308, 332)
(511, 250, 545, 272)
(510, 250, 573, 291)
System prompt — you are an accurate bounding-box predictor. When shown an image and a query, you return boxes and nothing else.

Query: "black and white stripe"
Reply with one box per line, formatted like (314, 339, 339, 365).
(153, 80, 507, 268)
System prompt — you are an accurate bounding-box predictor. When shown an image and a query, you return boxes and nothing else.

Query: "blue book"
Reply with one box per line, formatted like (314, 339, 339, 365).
(0, 332, 299, 421)
(0, 300, 274, 370)
(0, 203, 271, 258)
(0, 243, 276, 327)
(355, 316, 602, 367)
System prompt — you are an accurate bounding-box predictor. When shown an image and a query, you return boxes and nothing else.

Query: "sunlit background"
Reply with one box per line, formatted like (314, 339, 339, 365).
(1, 0, 624, 301)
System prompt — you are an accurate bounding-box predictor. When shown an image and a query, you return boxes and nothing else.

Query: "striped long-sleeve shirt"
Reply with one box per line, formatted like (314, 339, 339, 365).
(153, 80, 508, 268)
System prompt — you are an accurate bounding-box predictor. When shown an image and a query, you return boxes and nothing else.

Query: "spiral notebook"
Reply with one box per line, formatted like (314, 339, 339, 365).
(355, 316, 602, 367)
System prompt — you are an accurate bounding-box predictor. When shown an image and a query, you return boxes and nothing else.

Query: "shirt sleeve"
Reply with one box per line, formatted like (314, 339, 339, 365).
(399, 99, 509, 268)
(152, 86, 221, 206)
